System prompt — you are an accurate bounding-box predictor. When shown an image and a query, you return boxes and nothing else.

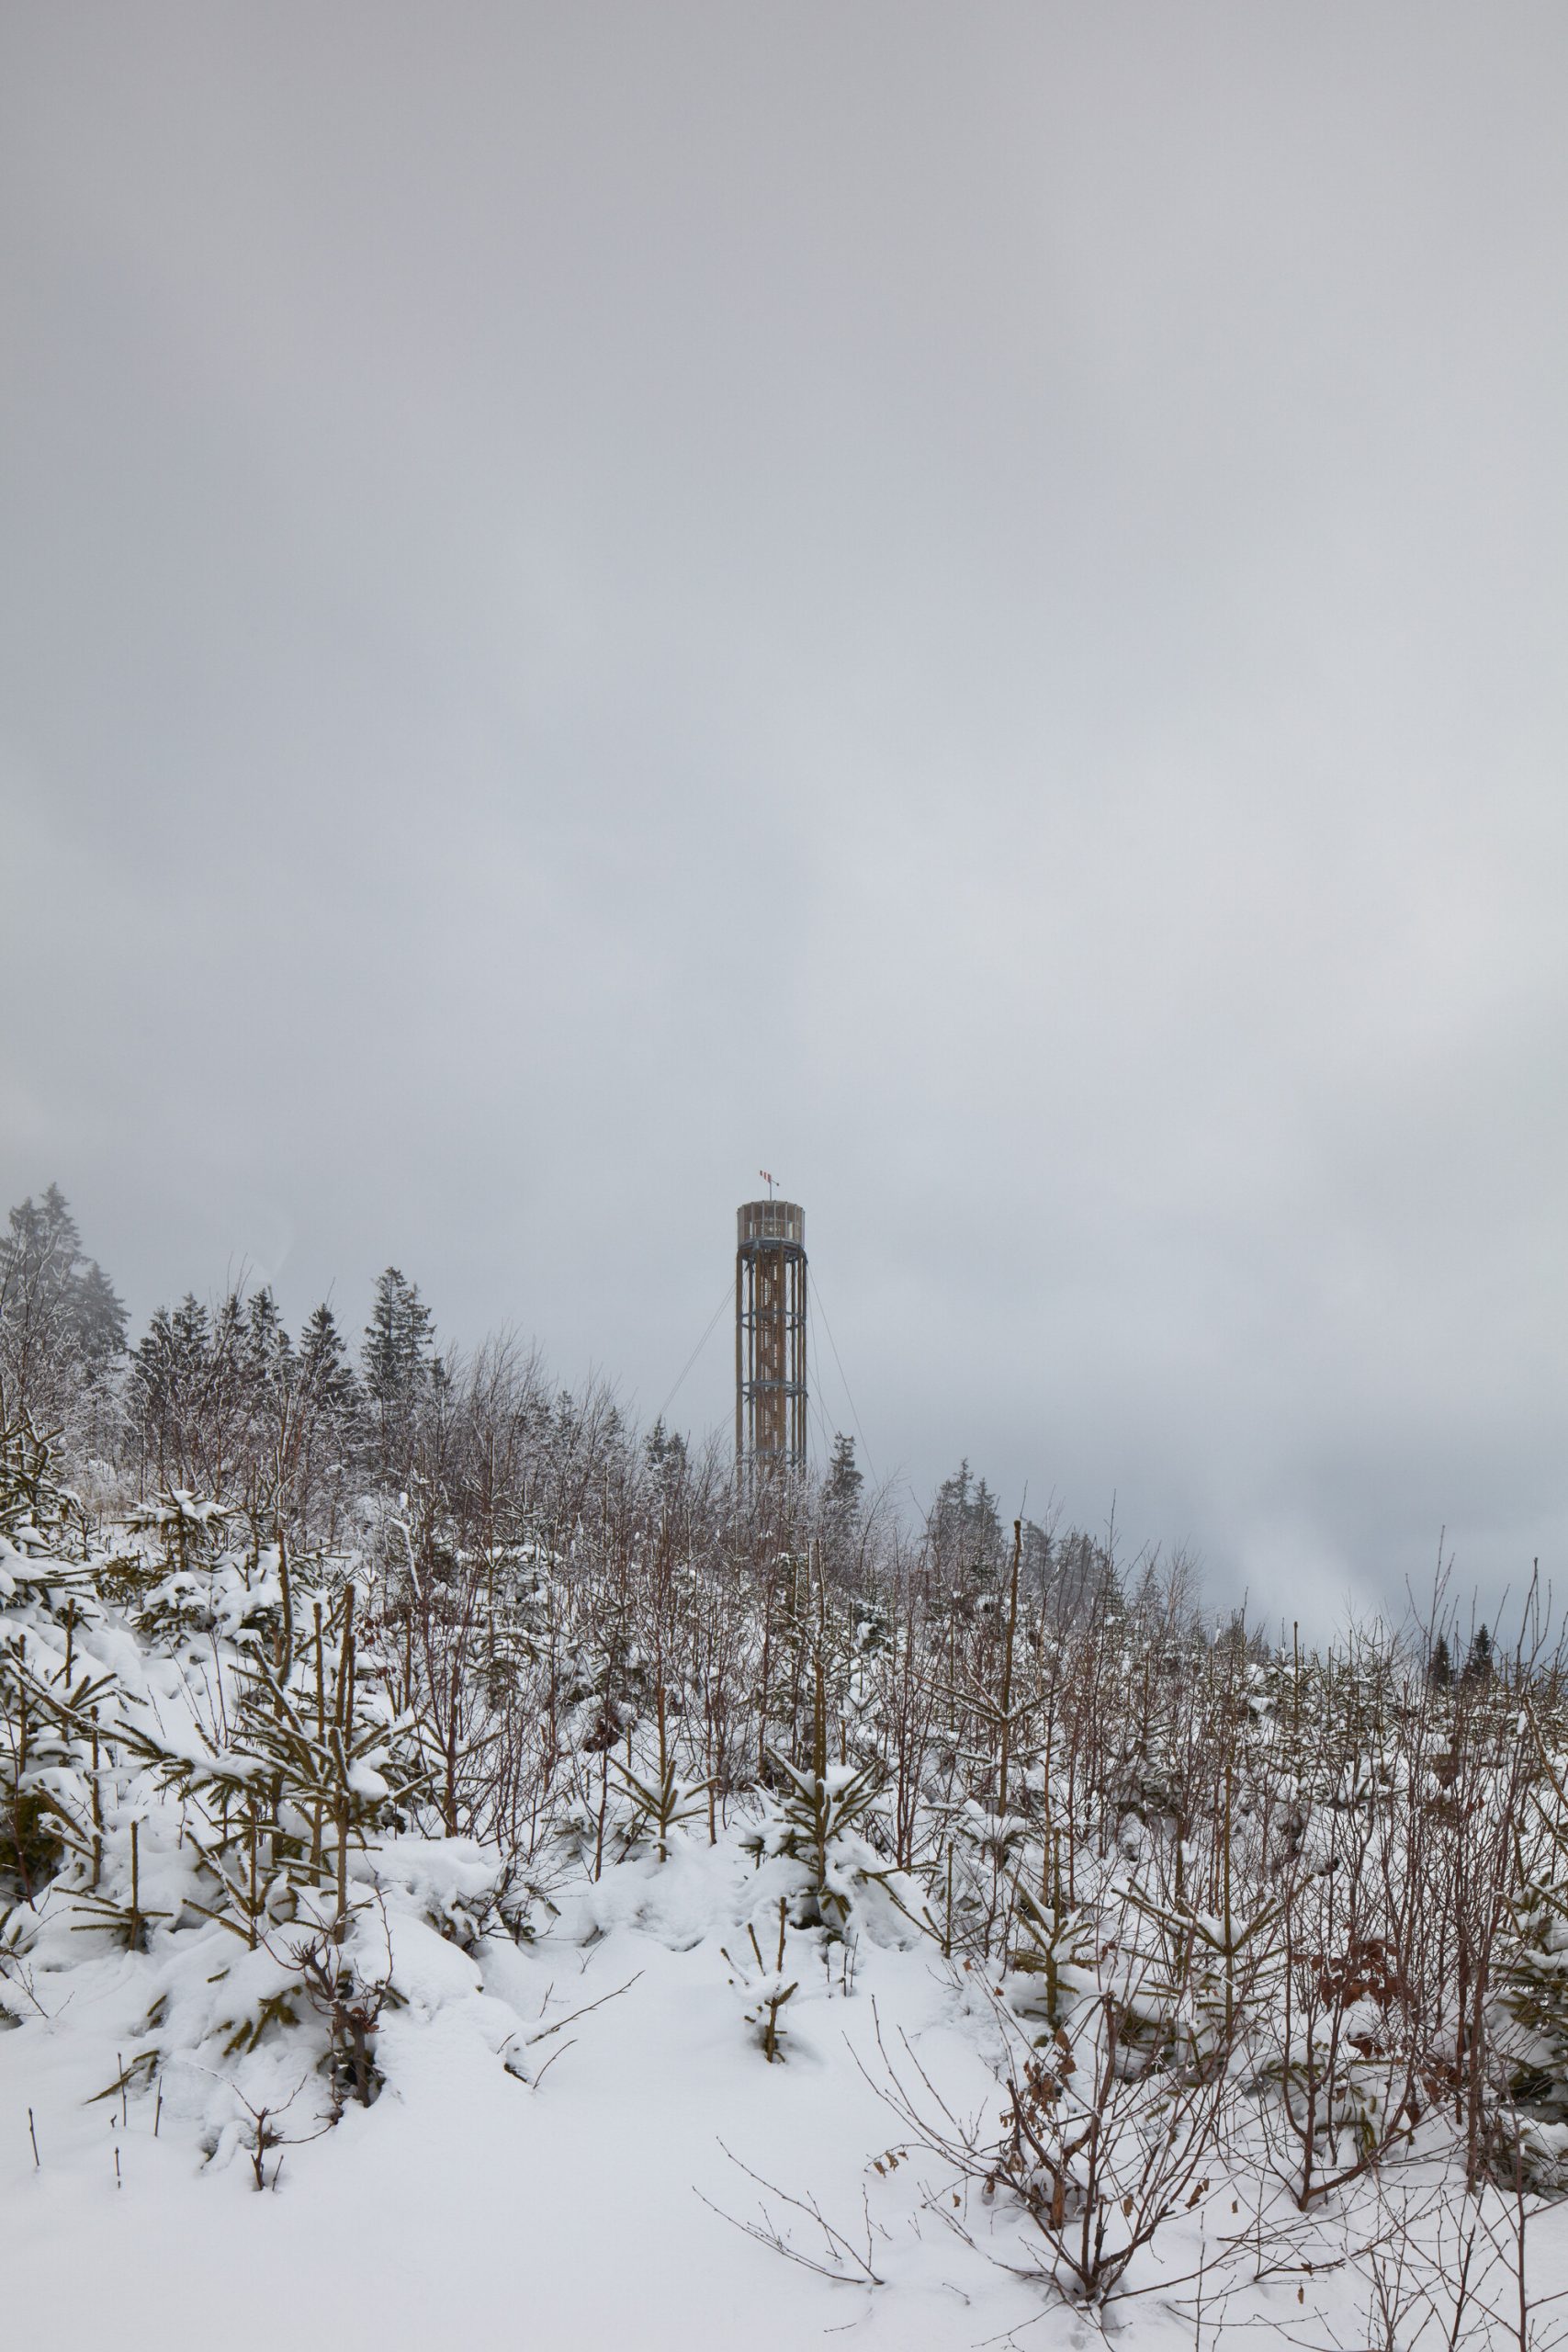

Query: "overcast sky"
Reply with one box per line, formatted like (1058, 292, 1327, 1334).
(4, 4, 1565, 1627)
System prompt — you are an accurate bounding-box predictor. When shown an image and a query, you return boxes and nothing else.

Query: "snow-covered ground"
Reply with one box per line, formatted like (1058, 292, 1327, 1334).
(9, 1478, 1568, 2350)
(11, 1828, 1568, 2352)
(1, 1836, 1053, 2350)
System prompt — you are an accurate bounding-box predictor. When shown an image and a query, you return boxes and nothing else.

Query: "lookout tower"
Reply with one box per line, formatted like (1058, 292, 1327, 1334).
(735, 1196, 807, 1477)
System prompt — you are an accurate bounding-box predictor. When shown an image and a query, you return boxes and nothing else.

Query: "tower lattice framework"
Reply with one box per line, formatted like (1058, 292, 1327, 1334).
(735, 1198, 807, 1478)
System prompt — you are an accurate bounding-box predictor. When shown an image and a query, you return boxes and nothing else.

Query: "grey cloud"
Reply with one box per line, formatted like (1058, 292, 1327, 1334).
(4, 3, 1566, 1626)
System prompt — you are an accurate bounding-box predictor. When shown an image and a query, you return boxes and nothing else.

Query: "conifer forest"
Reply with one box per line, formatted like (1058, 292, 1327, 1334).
(5, 1185, 1568, 2348)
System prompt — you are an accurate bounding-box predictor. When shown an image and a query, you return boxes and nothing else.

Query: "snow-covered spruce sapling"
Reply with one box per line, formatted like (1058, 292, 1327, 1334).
(121, 1572, 436, 1948)
(722, 1897, 799, 2062)
(1497, 1721, 1568, 2188)
(1, 1511, 118, 1916)
(0, 1409, 93, 1563)
(608, 1751, 713, 1863)
(938, 1797, 1035, 1963)
(203, 1894, 402, 2108)
(938, 1520, 1036, 1826)
(121, 1490, 240, 1643)
(743, 1751, 894, 1939)
(85, 1566, 437, 2098)
(2, 1679, 69, 1905)
(1121, 1871, 1286, 2073)
(1500, 1877, 1568, 2188)
(1006, 1853, 1098, 2040)
(67, 1817, 168, 1951)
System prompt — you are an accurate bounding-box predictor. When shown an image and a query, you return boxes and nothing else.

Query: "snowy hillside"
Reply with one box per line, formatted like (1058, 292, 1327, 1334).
(6, 1396, 1568, 2347)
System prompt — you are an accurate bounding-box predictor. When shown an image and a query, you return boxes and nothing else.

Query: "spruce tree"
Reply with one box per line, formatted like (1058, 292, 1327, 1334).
(1463, 1625, 1495, 1686)
(169, 1294, 212, 1378)
(286, 1304, 360, 1544)
(0, 1186, 126, 1418)
(361, 1269, 435, 1404)
(130, 1306, 178, 1442)
(644, 1417, 688, 1482)
(244, 1288, 293, 1395)
(361, 1269, 436, 1477)
(929, 1459, 1004, 1578)
(71, 1258, 128, 1382)
(298, 1304, 359, 1417)
(1501, 1743, 1568, 2187)
(130, 1295, 213, 1487)
(825, 1432, 863, 1517)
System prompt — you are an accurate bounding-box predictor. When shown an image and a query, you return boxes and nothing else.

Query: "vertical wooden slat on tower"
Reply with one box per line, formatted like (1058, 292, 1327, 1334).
(734, 1196, 807, 1487)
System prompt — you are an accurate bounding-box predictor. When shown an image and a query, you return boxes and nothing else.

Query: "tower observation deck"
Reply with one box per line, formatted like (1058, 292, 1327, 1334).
(735, 1198, 807, 1477)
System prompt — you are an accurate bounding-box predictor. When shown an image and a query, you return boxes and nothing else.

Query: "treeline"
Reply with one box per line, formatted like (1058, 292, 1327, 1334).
(0, 1186, 1128, 1618)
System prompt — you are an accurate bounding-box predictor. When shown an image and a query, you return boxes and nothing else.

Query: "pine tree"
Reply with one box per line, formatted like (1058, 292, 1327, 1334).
(244, 1288, 294, 1396)
(170, 1293, 212, 1377)
(298, 1304, 359, 1417)
(130, 1306, 178, 1435)
(1463, 1625, 1495, 1686)
(130, 1295, 214, 1487)
(288, 1304, 362, 1543)
(930, 1459, 1004, 1579)
(1428, 1632, 1454, 1689)
(644, 1417, 688, 1482)
(1019, 1516, 1053, 1596)
(361, 1269, 435, 1405)
(71, 1258, 128, 1382)
(0, 1186, 127, 1418)
(361, 1269, 437, 1479)
(825, 1432, 863, 1518)
(1501, 1738, 1568, 2188)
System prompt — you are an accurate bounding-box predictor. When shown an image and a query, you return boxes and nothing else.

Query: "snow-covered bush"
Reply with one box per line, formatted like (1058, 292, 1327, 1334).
(722, 1897, 799, 2062)
(1004, 1867, 1098, 2038)
(743, 1751, 910, 1941)
(1498, 1735, 1568, 2188)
